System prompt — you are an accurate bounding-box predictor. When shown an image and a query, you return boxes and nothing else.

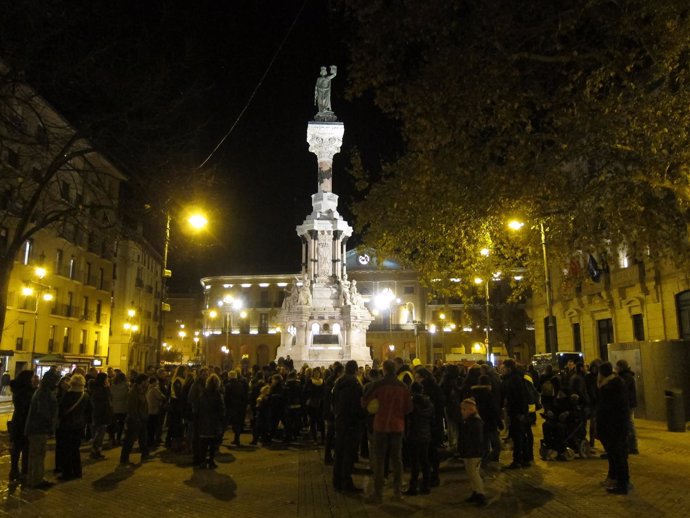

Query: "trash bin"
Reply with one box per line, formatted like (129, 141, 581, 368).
(664, 389, 686, 432)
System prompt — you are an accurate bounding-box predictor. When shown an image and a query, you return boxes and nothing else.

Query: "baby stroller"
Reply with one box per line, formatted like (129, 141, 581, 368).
(539, 397, 591, 461)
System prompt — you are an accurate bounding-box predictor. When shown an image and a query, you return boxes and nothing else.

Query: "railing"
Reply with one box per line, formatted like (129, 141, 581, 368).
(610, 263, 645, 289)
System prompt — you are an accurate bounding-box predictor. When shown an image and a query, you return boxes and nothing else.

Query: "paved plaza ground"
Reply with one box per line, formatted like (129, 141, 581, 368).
(0, 418, 688, 517)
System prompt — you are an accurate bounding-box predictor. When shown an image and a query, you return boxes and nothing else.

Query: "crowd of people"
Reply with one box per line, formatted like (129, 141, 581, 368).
(6, 354, 637, 501)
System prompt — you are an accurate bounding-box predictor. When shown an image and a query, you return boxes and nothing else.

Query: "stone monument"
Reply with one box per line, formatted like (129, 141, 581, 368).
(275, 66, 373, 369)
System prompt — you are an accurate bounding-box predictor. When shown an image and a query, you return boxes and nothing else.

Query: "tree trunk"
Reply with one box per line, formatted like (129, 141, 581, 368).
(0, 256, 15, 343)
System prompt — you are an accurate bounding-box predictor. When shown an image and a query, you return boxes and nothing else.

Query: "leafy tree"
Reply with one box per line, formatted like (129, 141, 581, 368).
(341, 0, 690, 294)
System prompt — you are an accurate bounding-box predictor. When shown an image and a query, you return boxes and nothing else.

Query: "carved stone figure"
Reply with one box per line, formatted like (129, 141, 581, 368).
(350, 279, 364, 308)
(297, 278, 312, 306)
(314, 65, 337, 120)
(282, 282, 299, 310)
(340, 278, 351, 306)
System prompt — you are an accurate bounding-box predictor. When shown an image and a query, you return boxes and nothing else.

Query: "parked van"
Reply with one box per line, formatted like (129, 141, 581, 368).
(531, 352, 584, 373)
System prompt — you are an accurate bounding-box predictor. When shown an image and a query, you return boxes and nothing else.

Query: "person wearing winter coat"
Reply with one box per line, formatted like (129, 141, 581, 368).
(9, 370, 35, 482)
(146, 376, 165, 448)
(304, 367, 326, 444)
(471, 375, 502, 465)
(405, 382, 433, 496)
(332, 360, 365, 493)
(501, 359, 530, 469)
(165, 365, 187, 450)
(597, 361, 631, 494)
(90, 372, 112, 459)
(24, 368, 60, 489)
(109, 371, 129, 446)
(197, 373, 226, 468)
(224, 370, 248, 446)
(459, 398, 486, 507)
(615, 359, 639, 454)
(56, 374, 90, 481)
(120, 374, 149, 465)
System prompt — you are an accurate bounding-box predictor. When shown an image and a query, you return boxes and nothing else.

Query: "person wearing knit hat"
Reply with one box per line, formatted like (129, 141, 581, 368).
(56, 373, 90, 481)
(459, 397, 487, 507)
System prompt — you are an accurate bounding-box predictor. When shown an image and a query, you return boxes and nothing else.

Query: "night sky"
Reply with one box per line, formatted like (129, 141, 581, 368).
(2, 0, 399, 292)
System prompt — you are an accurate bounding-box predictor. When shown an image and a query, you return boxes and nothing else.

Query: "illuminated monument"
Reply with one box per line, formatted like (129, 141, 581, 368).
(275, 66, 373, 368)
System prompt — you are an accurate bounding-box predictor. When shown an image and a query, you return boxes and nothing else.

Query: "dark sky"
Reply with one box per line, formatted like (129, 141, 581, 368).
(2, 0, 400, 292)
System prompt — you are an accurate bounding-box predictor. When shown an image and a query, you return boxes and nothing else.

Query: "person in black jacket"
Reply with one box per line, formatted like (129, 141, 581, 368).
(615, 360, 639, 454)
(459, 398, 486, 506)
(501, 359, 530, 469)
(404, 382, 433, 496)
(471, 375, 502, 465)
(9, 370, 35, 482)
(597, 362, 631, 494)
(415, 368, 445, 486)
(198, 373, 226, 468)
(323, 362, 343, 465)
(225, 370, 248, 446)
(56, 374, 90, 480)
(331, 360, 364, 493)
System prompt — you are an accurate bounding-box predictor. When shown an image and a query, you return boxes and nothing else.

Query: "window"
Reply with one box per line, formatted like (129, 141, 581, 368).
(677, 290, 690, 340)
(404, 286, 415, 294)
(69, 256, 76, 279)
(572, 323, 582, 352)
(48, 325, 56, 352)
(597, 318, 614, 360)
(632, 314, 645, 341)
(80, 329, 87, 354)
(55, 249, 64, 274)
(96, 300, 102, 324)
(22, 239, 33, 265)
(63, 327, 71, 352)
(94, 331, 100, 356)
(67, 292, 74, 317)
(82, 296, 89, 319)
(259, 313, 269, 334)
(85, 262, 92, 284)
(16, 321, 26, 350)
(99, 267, 104, 290)
(60, 181, 71, 201)
(260, 290, 270, 307)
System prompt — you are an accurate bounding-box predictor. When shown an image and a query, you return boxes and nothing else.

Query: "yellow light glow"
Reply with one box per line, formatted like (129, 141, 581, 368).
(480, 248, 490, 257)
(123, 322, 132, 330)
(188, 213, 208, 230)
(22, 286, 34, 297)
(127, 309, 136, 318)
(209, 310, 218, 319)
(473, 342, 483, 351)
(178, 330, 187, 338)
(474, 277, 484, 285)
(239, 311, 247, 319)
(42, 292, 54, 302)
(388, 344, 395, 352)
(508, 220, 525, 231)
(35, 266, 47, 279)
(131, 325, 140, 333)
(439, 313, 446, 320)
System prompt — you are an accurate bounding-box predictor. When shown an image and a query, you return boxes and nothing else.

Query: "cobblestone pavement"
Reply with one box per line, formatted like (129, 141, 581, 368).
(1, 419, 688, 517)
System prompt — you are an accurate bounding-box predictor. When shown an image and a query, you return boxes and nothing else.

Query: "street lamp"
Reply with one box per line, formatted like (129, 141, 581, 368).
(157, 209, 208, 365)
(508, 219, 557, 366)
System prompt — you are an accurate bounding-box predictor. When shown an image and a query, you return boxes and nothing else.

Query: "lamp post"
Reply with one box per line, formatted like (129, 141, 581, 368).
(25, 264, 53, 365)
(156, 209, 208, 365)
(508, 219, 557, 366)
(218, 295, 243, 366)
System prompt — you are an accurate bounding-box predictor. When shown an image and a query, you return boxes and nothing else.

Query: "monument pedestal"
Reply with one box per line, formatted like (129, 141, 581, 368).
(275, 117, 373, 369)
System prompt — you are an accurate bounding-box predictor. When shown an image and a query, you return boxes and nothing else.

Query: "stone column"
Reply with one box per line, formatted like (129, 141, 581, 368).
(307, 122, 344, 193)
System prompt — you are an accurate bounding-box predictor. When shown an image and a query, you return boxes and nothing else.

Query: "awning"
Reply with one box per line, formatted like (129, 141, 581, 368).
(0, 350, 15, 356)
(34, 354, 66, 363)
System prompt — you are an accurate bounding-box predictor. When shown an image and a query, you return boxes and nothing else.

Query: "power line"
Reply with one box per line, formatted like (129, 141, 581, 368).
(197, 0, 310, 170)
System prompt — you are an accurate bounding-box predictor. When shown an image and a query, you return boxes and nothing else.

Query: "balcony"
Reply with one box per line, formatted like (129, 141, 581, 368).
(610, 263, 645, 289)
(135, 277, 144, 288)
(581, 272, 610, 296)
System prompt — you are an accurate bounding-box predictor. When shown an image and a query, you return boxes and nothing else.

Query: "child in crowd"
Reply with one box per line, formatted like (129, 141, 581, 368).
(459, 398, 487, 506)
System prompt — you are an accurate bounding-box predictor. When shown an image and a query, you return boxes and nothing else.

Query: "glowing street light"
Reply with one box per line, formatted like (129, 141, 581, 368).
(188, 213, 208, 230)
(509, 218, 556, 365)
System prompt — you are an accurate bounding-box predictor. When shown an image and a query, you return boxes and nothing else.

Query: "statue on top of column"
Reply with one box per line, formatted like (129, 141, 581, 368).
(314, 65, 338, 122)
